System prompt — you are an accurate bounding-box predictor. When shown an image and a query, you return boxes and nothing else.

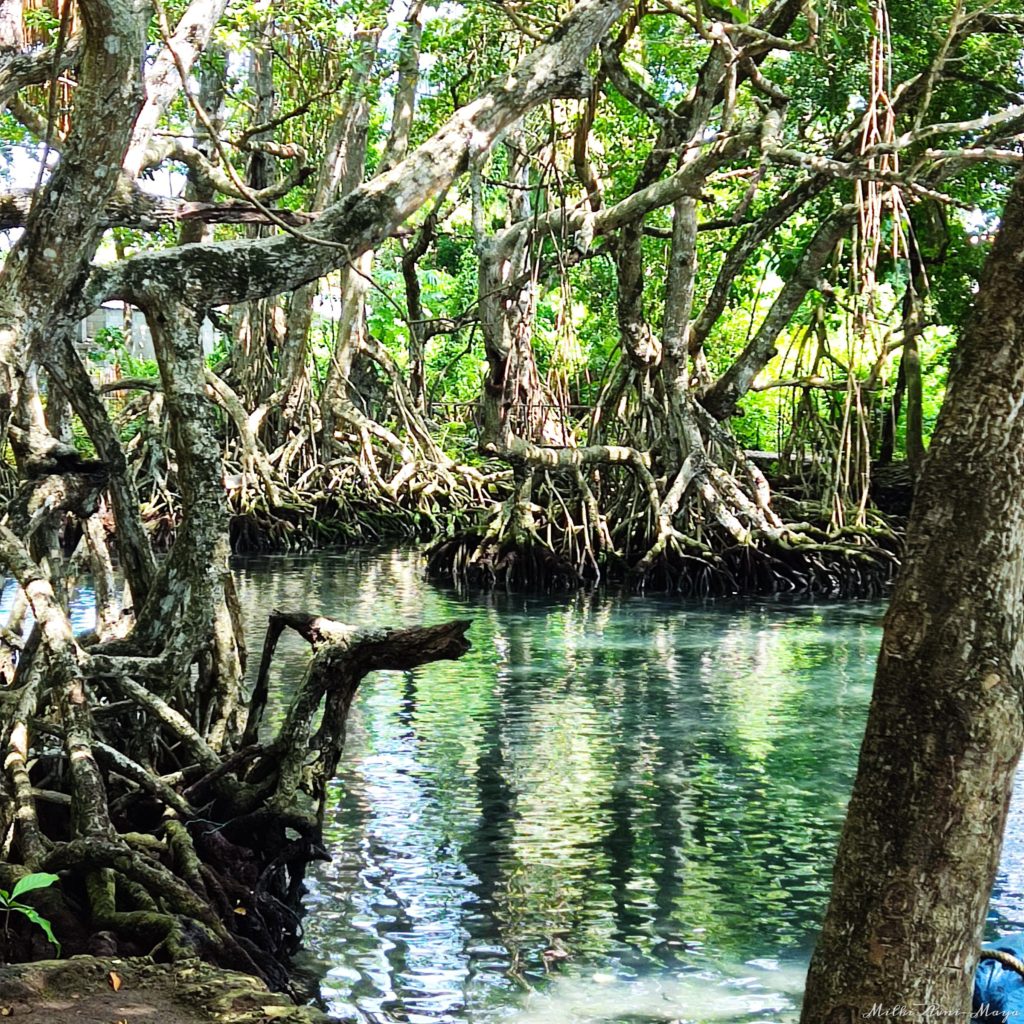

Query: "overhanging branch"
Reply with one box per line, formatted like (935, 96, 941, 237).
(91, 0, 633, 309)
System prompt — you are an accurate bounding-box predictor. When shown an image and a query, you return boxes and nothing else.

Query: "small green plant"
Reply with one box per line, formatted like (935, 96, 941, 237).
(0, 873, 61, 955)
(22, 6, 60, 39)
(89, 325, 127, 363)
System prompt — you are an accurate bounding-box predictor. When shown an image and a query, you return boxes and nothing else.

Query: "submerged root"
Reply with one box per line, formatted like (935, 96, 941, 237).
(430, 521, 899, 596)
(631, 527, 899, 597)
(428, 530, 582, 590)
(427, 451, 901, 597)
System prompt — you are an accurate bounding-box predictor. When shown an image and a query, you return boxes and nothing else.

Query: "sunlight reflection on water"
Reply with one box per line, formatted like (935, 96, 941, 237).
(233, 548, 881, 1023)
(505, 967, 807, 1024)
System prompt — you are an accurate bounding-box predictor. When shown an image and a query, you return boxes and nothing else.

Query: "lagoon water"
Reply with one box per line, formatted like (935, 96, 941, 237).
(230, 547, 1024, 1024)
(16, 548, 1024, 1023)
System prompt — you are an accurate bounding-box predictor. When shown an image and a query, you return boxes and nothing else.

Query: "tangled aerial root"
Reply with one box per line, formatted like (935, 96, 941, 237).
(631, 531, 900, 597)
(115, 377, 904, 597)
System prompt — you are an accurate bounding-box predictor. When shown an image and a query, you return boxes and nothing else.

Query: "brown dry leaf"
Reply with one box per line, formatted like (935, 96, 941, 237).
(107, 970, 123, 992)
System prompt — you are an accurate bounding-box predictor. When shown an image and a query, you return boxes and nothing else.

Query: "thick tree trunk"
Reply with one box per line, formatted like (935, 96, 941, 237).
(178, 44, 227, 247)
(125, 294, 245, 751)
(475, 142, 550, 449)
(388, 2, 427, 409)
(801, 168, 1024, 1021)
(321, 254, 373, 454)
(0, 0, 144, 416)
(276, 82, 371, 424)
(615, 220, 662, 370)
(234, 34, 279, 410)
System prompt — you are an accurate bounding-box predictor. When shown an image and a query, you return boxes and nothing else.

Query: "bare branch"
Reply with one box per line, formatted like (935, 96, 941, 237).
(0, 37, 80, 110)
(123, 0, 231, 178)
(0, 184, 317, 231)
(94, 0, 633, 309)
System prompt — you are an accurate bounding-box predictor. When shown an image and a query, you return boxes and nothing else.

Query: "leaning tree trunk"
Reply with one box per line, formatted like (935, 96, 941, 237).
(233, 31, 280, 411)
(800, 167, 1024, 1021)
(475, 147, 547, 450)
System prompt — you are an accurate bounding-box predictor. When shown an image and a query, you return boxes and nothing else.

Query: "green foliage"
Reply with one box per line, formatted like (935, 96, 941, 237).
(88, 327, 159, 380)
(0, 873, 61, 955)
(206, 332, 231, 370)
(8, 0, 1012, 484)
(88, 325, 126, 362)
(22, 5, 59, 39)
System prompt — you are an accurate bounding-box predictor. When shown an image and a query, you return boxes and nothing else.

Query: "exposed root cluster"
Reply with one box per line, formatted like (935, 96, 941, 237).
(104, 374, 505, 554)
(0, 602, 471, 990)
(428, 510, 899, 596)
(95, 347, 904, 598)
(426, 404, 902, 597)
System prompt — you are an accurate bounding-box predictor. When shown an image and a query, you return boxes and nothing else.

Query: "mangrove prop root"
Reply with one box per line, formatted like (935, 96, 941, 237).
(426, 447, 901, 596)
(0, 606, 472, 997)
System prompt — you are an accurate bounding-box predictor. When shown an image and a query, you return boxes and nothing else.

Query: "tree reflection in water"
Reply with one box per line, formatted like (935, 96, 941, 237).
(232, 549, 881, 1023)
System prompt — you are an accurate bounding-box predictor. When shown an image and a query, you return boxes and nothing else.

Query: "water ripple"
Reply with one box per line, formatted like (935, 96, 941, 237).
(226, 551, 1014, 1023)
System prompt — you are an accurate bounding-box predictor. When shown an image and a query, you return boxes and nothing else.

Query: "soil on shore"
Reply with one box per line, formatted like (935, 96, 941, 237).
(0, 956, 340, 1024)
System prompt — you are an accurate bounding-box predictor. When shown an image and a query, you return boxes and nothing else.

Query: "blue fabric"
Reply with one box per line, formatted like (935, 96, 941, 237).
(974, 936, 1024, 1022)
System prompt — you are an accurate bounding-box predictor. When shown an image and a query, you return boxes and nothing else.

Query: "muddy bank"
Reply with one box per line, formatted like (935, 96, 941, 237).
(0, 956, 342, 1023)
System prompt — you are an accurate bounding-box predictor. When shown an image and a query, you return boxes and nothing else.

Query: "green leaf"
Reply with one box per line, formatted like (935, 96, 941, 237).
(11, 873, 59, 900)
(14, 905, 61, 956)
(722, 1, 750, 24)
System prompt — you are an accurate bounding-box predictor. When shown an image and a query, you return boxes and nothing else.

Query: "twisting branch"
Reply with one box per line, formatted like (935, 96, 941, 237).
(123, 0, 231, 178)
(94, 0, 634, 308)
(0, 184, 317, 231)
(701, 207, 854, 419)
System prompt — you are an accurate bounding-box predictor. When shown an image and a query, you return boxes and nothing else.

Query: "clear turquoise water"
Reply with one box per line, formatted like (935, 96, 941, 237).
(13, 547, 1023, 1023)
(232, 549, 884, 1024)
